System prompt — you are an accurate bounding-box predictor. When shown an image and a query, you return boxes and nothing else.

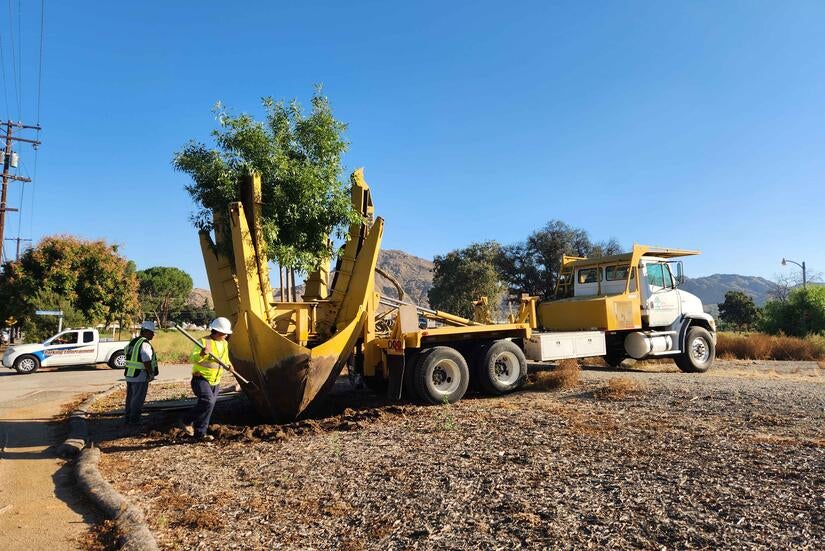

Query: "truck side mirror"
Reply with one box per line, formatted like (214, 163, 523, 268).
(673, 261, 685, 286)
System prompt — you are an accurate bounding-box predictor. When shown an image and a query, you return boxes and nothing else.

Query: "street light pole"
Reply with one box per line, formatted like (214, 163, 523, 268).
(781, 258, 807, 289)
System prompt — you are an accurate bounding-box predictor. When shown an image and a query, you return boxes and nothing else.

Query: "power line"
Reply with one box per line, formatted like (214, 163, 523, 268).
(0, 27, 10, 119)
(6, 0, 21, 119)
(36, 0, 44, 124)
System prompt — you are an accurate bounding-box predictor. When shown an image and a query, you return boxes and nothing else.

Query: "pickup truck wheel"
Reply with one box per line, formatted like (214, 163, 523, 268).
(108, 351, 126, 369)
(476, 340, 527, 395)
(413, 346, 469, 405)
(675, 327, 715, 373)
(14, 354, 40, 374)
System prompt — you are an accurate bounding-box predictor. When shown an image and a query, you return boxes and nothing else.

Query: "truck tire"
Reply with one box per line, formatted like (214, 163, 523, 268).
(476, 340, 527, 395)
(13, 354, 40, 374)
(413, 346, 469, 405)
(603, 352, 627, 368)
(675, 326, 715, 373)
(108, 351, 126, 369)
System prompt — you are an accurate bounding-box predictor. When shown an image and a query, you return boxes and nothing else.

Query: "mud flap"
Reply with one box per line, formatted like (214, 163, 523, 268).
(387, 354, 405, 401)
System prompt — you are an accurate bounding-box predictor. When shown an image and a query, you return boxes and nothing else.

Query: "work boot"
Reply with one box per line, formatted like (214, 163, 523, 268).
(194, 434, 215, 442)
(175, 418, 195, 436)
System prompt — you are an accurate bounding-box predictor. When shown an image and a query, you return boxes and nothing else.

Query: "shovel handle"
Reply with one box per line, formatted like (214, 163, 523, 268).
(172, 324, 252, 385)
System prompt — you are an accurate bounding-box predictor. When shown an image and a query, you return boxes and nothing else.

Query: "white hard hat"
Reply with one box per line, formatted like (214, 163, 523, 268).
(140, 321, 157, 332)
(209, 317, 233, 335)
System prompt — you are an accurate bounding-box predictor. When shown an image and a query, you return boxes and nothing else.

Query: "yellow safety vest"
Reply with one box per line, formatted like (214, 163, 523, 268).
(124, 337, 158, 378)
(191, 337, 229, 385)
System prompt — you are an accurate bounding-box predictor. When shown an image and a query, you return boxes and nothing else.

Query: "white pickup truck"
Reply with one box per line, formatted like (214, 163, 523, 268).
(2, 328, 129, 374)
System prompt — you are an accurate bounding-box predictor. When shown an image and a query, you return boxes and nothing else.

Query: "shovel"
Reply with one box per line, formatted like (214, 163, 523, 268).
(173, 324, 254, 387)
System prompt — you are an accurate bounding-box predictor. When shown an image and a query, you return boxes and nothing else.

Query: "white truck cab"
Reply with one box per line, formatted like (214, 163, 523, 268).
(527, 245, 717, 372)
(2, 328, 130, 374)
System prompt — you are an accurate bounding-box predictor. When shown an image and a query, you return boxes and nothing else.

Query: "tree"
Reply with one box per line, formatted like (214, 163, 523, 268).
(137, 267, 193, 327)
(428, 242, 504, 319)
(173, 87, 361, 274)
(718, 291, 759, 331)
(497, 220, 622, 299)
(760, 286, 825, 336)
(0, 236, 140, 341)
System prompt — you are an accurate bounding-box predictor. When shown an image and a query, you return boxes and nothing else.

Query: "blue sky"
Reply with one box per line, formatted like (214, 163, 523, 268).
(2, 1, 823, 288)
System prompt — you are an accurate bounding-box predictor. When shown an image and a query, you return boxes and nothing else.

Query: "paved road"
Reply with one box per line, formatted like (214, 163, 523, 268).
(0, 363, 192, 409)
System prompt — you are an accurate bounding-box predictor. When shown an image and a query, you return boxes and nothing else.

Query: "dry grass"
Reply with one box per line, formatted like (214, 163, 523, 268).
(717, 332, 825, 361)
(526, 358, 580, 390)
(150, 329, 209, 363)
(594, 377, 647, 400)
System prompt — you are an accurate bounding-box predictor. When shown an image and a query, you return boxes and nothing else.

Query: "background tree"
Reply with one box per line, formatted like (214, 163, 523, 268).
(137, 267, 193, 327)
(718, 290, 759, 331)
(429, 241, 504, 319)
(760, 286, 825, 337)
(0, 236, 140, 340)
(497, 220, 622, 299)
(173, 87, 361, 275)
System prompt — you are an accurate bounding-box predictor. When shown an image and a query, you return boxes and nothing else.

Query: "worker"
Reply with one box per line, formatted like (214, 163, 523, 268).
(123, 321, 158, 425)
(180, 317, 232, 441)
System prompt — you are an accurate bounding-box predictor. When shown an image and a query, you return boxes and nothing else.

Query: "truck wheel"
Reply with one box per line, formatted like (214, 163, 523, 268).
(675, 327, 715, 373)
(413, 346, 469, 405)
(603, 352, 627, 368)
(476, 340, 527, 395)
(108, 351, 126, 369)
(14, 354, 40, 374)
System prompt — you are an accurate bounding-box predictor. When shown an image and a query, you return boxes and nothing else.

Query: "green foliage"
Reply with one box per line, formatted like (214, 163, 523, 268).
(718, 291, 760, 331)
(496, 220, 622, 299)
(138, 266, 193, 327)
(0, 236, 140, 341)
(759, 286, 825, 337)
(173, 87, 361, 273)
(428, 241, 504, 319)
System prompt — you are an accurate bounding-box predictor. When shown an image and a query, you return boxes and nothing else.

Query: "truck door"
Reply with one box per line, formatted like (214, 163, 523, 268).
(641, 261, 681, 328)
(42, 330, 96, 366)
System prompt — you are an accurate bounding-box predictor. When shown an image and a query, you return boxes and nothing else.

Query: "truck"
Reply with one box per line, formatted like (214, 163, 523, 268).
(2, 328, 129, 374)
(197, 169, 716, 422)
(515, 244, 717, 372)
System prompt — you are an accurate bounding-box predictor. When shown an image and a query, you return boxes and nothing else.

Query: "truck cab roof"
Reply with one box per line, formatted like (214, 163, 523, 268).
(562, 244, 700, 270)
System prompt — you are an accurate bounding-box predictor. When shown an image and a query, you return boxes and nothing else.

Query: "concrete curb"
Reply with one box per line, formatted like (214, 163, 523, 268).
(58, 385, 123, 458)
(77, 446, 159, 551)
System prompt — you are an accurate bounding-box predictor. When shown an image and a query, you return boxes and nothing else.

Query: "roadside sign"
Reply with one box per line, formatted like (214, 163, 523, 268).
(35, 310, 64, 316)
(5, 316, 16, 327)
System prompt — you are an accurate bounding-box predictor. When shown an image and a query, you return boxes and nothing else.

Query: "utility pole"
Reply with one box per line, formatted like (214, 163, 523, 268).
(0, 120, 41, 263)
(5, 237, 32, 260)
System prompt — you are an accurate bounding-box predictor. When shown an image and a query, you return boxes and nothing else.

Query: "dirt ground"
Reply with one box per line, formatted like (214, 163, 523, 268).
(0, 393, 101, 549)
(86, 360, 825, 550)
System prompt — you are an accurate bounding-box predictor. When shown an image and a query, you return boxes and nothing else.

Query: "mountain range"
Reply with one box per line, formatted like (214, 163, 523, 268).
(191, 250, 785, 310)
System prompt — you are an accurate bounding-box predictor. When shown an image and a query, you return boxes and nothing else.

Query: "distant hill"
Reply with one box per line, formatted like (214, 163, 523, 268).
(375, 249, 433, 307)
(270, 249, 434, 305)
(187, 288, 213, 308)
(680, 274, 778, 306)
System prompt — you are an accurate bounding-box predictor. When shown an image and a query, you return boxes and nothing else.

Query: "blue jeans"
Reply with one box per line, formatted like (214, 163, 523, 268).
(184, 376, 219, 437)
(124, 381, 149, 424)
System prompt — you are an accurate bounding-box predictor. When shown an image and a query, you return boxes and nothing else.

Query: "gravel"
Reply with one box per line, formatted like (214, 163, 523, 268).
(87, 360, 825, 550)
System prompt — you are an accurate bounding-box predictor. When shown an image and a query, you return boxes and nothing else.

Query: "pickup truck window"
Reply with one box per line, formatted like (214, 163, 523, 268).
(83, 331, 95, 343)
(49, 332, 79, 345)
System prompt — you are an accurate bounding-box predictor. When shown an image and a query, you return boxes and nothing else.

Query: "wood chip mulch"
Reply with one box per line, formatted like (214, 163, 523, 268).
(86, 363, 824, 550)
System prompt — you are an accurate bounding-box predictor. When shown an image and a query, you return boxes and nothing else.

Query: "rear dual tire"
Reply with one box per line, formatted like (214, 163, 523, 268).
(412, 346, 470, 405)
(475, 340, 527, 395)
